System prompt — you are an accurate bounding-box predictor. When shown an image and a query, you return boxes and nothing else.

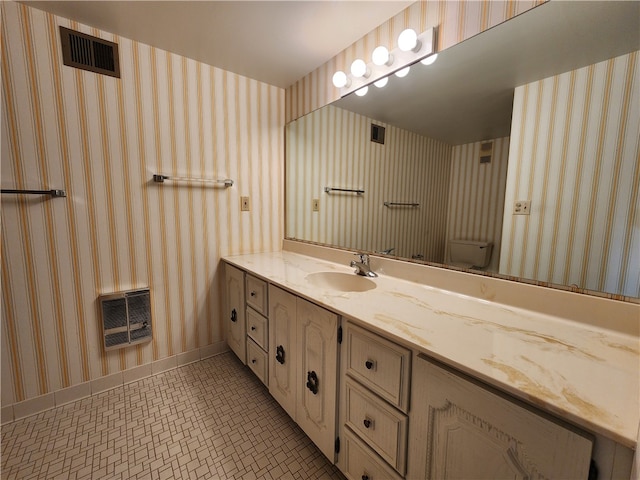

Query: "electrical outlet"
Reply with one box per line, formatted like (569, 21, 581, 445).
(513, 200, 531, 215)
(312, 199, 319, 212)
(240, 196, 250, 211)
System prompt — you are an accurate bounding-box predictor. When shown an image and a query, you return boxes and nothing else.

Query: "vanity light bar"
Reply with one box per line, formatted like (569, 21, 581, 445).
(337, 26, 436, 97)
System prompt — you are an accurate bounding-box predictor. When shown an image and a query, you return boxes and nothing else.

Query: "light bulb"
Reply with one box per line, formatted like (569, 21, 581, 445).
(395, 66, 410, 78)
(350, 59, 369, 78)
(332, 71, 349, 88)
(355, 86, 368, 97)
(420, 53, 438, 66)
(398, 28, 420, 52)
(372, 46, 392, 66)
(374, 77, 388, 88)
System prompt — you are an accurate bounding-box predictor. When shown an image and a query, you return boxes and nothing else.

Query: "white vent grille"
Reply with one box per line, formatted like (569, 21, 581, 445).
(99, 289, 152, 351)
(60, 26, 120, 78)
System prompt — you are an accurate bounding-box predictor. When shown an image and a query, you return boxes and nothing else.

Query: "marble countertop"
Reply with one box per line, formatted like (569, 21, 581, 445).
(224, 251, 639, 448)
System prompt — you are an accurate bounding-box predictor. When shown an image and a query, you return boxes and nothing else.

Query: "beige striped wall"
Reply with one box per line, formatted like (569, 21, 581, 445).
(500, 50, 639, 297)
(1, 2, 284, 406)
(446, 137, 510, 272)
(285, 0, 544, 123)
(286, 105, 451, 261)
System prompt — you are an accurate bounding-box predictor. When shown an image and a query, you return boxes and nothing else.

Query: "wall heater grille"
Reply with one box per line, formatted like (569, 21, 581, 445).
(99, 288, 152, 351)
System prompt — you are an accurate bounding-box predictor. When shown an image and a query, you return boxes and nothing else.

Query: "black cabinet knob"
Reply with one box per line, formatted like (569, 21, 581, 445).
(250, 291, 257, 297)
(251, 326, 256, 331)
(276, 345, 285, 364)
(363, 419, 371, 429)
(306, 371, 319, 395)
(251, 359, 256, 364)
(362, 475, 369, 480)
(365, 360, 374, 370)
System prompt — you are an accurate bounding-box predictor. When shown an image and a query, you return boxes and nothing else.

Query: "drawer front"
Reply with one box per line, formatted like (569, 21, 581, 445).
(246, 275, 268, 315)
(345, 323, 411, 411)
(345, 378, 407, 474)
(343, 428, 403, 480)
(246, 307, 268, 351)
(246, 338, 268, 386)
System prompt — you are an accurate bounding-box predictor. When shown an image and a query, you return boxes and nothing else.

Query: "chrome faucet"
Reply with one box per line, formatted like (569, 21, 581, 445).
(350, 253, 378, 277)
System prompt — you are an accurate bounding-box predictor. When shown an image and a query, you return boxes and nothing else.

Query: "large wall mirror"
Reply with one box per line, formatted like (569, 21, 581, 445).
(286, 1, 640, 298)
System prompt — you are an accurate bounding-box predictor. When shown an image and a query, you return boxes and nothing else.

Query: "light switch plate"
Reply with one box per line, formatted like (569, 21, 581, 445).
(241, 196, 250, 211)
(312, 199, 319, 212)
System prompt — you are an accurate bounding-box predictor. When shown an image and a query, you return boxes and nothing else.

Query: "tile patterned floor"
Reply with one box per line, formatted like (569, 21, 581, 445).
(1, 352, 346, 479)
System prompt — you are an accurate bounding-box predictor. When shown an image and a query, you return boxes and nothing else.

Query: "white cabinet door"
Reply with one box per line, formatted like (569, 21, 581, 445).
(296, 297, 338, 461)
(224, 264, 246, 364)
(408, 354, 593, 480)
(268, 285, 297, 419)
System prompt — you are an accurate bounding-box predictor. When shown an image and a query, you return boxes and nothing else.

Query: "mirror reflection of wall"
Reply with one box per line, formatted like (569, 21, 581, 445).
(285, 2, 639, 298)
(286, 106, 451, 263)
(286, 108, 510, 273)
(500, 52, 639, 296)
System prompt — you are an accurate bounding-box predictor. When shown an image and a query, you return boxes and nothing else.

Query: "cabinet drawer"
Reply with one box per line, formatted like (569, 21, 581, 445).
(345, 378, 407, 474)
(343, 428, 403, 480)
(246, 275, 268, 315)
(246, 307, 268, 351)
(345, 323, 411, 411)
(246, 338, 268, 386)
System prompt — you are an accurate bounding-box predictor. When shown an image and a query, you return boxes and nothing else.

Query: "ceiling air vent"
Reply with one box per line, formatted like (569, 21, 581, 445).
(59, 26, 120, 78)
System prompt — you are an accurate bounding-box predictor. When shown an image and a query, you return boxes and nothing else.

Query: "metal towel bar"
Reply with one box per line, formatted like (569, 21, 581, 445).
(384, 201, 419, 207)
(153, 174, 233, 187)
(324, 186, 365, 195)
(1, 188, 66, 197)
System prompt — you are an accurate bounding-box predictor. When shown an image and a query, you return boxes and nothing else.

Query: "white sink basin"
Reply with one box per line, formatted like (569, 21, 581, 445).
(305, 272, 376, 292)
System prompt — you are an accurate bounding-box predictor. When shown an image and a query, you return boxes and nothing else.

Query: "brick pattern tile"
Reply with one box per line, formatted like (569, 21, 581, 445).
(1, 353, 345, 479)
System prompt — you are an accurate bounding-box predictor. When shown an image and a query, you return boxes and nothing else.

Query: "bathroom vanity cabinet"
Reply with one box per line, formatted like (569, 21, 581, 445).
(223, 253, 636, 480)
(338, 321, 411, 479)
(408, 354, 593, 479)
(268, 284, 339, 461)
(224, 264, 246, 364)
(224, 261, 340, 461)
(224, 265, 269, 383)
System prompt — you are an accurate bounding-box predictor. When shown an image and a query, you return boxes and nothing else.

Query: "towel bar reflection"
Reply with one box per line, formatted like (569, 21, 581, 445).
(153, 174, 233, 187)
(1, 188, 66, 197)
(324, 186, 365, 195)
(384, 201, 419, 207)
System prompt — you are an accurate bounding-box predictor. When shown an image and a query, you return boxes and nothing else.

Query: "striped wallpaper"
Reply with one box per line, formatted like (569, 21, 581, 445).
(1, 2, 284, 406)
(285, 0, 544, 123)
(446, 137, 510, 272)
(286, 105, 451, 261)
(500, 50, 640, 297)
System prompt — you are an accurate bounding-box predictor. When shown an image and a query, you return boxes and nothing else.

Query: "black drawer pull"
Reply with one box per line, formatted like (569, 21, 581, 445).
(251, 359, 256, 364)
(276, 345, 285, 364)
(365, 360, 374, 370)
(362, 475, 369, 480)
(230, 308, 237, 322)
(306, 371, 319, 395)
(251, 326, 256, 331)
(250, 291, 257, 297)
(363, 418, 371, 429)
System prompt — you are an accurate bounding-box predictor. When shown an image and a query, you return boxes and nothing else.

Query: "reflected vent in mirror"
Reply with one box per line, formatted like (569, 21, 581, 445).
(371, 124, 386, 144)
(479, 141, 493, 164)
(60, 26, 120, 78)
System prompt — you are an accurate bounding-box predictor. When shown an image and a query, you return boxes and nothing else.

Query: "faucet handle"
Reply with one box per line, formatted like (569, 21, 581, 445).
(354, 253, 369, 265)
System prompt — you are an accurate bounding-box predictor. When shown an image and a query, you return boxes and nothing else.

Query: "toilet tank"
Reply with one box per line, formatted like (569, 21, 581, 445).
(449, 239, 493, 268)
